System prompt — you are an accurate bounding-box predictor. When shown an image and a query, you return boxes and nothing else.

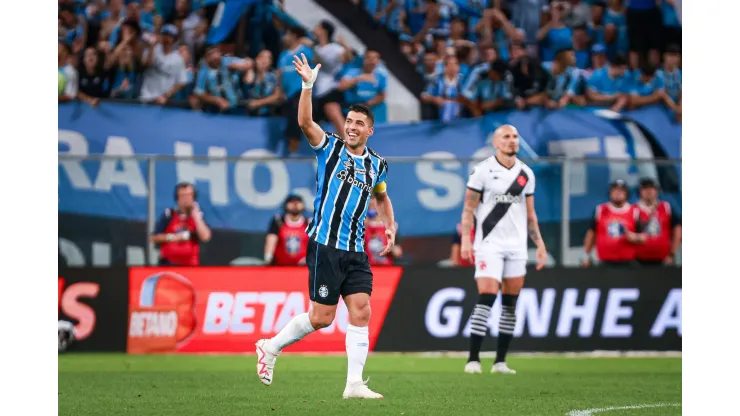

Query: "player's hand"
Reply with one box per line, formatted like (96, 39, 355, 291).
(580, 257, 592, 268)
(460, 241, 473, 262)
(292, 53, 321, 84)
(664, 255, 674, 266)
(380, 227, 396, 257)
(191, 202, 202, 218)
(535, 246, 547, 270)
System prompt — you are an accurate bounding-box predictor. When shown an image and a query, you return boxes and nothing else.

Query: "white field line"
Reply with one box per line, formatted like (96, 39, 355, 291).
(566, 403, 681, 416)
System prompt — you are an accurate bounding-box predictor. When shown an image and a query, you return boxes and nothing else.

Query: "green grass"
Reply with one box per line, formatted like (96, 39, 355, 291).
(59, 354, 681, 416)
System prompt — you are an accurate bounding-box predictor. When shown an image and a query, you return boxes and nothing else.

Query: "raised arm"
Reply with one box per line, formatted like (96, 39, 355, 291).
(293, 53, 325, 147)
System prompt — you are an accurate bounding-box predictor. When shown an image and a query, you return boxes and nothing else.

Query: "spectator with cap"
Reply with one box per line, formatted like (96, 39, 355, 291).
(140, 24, 188, 105)
(536, 1, 573, 63)
(544, 49, 583, 109)
(339, 49, 388, 124)
(572, 25, 591, 69)
(509, 42, 550, 110)
(586, 55, 630, 111)
(421, 55, 465, 122)
(58, 42, 79, 104)
(462, 58, 513, 117)
(633, 178, 682, 266)
(628, 63, 666, 110)
(590, 43, 608, 71)
(277, 25, 316, 155)
(660, 44, 681, 121)
(582, 179, 644, 267)
(192, 45, 251, 113)
(241, 50, 282, 117)
(264, 194, 310, 266)
(150, 182, 212, 266)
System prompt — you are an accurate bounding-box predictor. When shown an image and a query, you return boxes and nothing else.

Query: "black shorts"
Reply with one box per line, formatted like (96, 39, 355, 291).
(312, 89, 345, 122)
(306, 239, 373, 305)
(626, 8, 663, 54)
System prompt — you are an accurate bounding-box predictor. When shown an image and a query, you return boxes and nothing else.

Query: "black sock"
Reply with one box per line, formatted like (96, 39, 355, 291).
(468, 293, 497, 363)
(495, 294, 518, 364)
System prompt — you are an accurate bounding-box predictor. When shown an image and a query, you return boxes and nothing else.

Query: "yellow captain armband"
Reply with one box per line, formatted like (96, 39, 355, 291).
(373, 181, 387, 193)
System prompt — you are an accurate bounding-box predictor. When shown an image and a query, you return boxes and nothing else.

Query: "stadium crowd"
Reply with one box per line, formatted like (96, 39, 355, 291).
(369, 0, 681, 122)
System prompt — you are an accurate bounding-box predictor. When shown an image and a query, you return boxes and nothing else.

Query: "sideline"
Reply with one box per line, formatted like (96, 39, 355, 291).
(566, 403, 681, 415)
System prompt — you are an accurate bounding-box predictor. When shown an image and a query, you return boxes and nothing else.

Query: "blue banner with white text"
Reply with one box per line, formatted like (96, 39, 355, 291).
(58, 103, 680, 237)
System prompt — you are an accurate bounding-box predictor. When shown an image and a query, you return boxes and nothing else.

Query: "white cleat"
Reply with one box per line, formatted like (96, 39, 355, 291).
(255, 339, 278, 386)
(464, 361, 482, 374)
(342, 379, 384, 399)
(491, 362, 517, 374)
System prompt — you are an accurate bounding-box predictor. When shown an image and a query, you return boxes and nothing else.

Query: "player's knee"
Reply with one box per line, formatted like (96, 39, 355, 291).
(309, 306, 336, 329)
(478, 293, 497, 308)
(349, 301, 371, 326)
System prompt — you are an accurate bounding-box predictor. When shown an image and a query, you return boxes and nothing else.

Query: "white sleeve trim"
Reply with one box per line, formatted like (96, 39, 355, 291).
(310, 134, 327, 150)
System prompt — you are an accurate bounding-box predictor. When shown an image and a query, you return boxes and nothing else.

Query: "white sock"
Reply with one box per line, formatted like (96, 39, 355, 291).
(346, 324, 369, 384)
(266, 313, 315, 354)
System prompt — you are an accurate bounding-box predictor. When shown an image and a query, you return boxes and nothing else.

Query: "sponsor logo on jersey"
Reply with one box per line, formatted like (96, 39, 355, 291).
(493, 193, 524, 204)
(337, 169, 374, 193)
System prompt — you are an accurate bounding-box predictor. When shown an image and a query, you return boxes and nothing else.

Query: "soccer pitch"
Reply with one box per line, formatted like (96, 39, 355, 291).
(58, 354, 681, 416)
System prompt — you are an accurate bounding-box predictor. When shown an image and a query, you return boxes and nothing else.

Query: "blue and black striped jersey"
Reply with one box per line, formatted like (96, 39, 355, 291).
(306, 132, 389, 252)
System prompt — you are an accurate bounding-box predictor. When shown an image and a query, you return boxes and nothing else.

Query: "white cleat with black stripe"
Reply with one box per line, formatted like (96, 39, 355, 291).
(491, 362, 517, 374)
(464, 361, 482, 374)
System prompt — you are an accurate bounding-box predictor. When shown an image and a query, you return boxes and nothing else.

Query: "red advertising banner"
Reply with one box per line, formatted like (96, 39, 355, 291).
(128, 267, 403, 353)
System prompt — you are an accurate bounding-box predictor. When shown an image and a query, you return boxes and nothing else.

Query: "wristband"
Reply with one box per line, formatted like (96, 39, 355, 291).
(166, 233, 174, 242)
(301, 65, 320, 89)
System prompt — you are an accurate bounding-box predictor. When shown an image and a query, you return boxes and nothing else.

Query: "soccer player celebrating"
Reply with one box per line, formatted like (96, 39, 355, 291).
(459, 125, 547, 375)
(255, 53, 394, 400)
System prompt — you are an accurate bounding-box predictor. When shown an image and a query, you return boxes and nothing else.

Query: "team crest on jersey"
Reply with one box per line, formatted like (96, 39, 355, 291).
(369, 168, 376, 180)
(318, 285, 329, 298)
(285, 236, 301, 254)
(517, 175, 527, 187)
(646, 218, 661, 236)
(607, 222, 624, 238)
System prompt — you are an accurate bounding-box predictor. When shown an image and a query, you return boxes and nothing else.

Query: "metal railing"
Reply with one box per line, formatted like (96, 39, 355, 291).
(58, 155, 682, 266)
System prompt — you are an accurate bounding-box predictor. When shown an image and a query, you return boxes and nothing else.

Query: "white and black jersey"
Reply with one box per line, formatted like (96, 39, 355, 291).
(467, 156, 535, 253)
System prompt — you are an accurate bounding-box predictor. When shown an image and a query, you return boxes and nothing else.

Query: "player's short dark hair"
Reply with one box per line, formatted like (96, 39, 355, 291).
(319, 20, 335, 41)
(609, 55, 628, 67)
(286, 26, 306, 38)
(347, 104, 375, 126)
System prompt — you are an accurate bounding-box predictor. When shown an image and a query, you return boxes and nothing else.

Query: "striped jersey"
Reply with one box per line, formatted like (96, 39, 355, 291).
(307, 132, 389, 252)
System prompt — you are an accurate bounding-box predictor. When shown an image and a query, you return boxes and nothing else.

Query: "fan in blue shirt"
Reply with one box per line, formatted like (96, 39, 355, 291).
(462, 58, 512, 117)
(604, 1, 629, 60)
(537, 3, 573, 63)
(660, 44, 682, 120)
(586, 55, 630, 111)
(193, 46, 252, 113)
(544, 49, 585, 108)
(338, 49, 388, 124)
(572, 25, 591, 69)
(278, 28, 316, 101)
(587, 1, 607, 46)
(243, 50, 283, 116)
(628, 64, 666, 110)
(421, 55, 465, 122)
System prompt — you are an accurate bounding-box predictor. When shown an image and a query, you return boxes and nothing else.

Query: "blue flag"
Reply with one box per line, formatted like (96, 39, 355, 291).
(206, 0, 259, 45)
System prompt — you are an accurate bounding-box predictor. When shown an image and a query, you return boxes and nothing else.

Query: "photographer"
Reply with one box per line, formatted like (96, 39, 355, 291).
(150, 182, 211, 266)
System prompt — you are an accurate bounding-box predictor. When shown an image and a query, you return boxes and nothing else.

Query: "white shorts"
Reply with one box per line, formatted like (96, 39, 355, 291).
(473, 250, 528, 281)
